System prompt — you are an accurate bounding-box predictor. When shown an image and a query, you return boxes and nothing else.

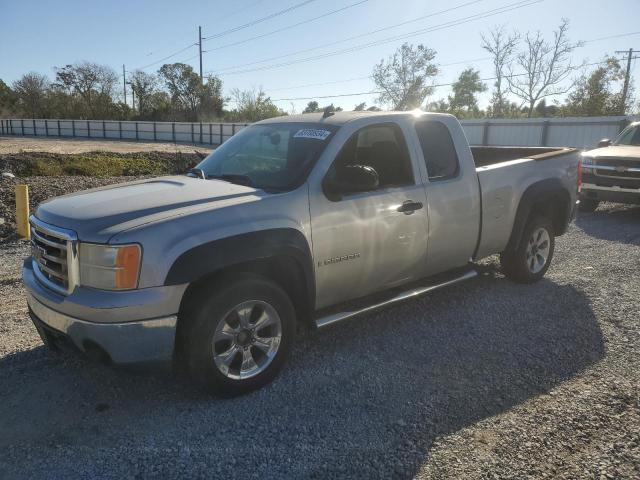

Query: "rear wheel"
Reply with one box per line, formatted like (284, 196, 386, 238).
(501, 216, 555, 283)
(579, 198, 599, 213)
(179, 275, 295, 396)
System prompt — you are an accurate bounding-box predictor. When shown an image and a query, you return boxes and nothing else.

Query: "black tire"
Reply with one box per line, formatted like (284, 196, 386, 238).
(178, 274, 295, 397)
(579, 198, 599, 213)
(500, 216, 555, 284)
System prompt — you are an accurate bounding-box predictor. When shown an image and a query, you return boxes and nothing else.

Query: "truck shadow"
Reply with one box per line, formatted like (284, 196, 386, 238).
(0, 265, 604, 478)
(575, 203, 640, 245)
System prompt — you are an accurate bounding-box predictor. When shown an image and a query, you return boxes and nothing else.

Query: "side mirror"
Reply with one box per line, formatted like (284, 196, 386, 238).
(324, 165, 379, 199)
(598, 138, 611, 148)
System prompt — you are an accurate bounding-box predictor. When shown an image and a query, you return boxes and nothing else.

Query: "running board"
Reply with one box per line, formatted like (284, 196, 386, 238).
(314, 269, 478, 329)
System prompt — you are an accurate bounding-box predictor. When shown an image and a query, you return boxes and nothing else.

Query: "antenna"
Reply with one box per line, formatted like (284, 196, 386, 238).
(322, 106, 335, 118)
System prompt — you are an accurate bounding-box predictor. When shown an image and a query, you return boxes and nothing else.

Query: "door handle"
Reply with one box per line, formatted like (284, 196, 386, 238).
(397, 200, 423, 215)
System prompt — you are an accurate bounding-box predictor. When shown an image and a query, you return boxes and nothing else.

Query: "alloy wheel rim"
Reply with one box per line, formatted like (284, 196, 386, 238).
(526, 227, 551, 274)
(212, 300, 282, 380)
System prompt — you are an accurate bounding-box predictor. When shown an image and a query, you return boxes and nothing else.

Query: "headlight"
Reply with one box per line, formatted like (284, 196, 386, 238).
(79, 243, 141, 290)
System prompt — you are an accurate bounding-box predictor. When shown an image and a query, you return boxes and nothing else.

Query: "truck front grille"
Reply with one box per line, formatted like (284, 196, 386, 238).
(29, 217, 79, 295)
(594, 158, 640, 180)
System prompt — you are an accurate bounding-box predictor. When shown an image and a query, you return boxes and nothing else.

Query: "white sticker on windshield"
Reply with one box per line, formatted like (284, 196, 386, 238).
(294, 128, 332, 140)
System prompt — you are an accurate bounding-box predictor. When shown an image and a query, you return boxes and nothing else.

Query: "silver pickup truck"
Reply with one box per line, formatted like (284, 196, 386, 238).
(23, 111, 580, 395)
(579, 121, 640, 211)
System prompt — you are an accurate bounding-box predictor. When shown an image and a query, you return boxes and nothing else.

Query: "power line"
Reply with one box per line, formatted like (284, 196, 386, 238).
(263, 57, 493, 92)
(135, 43, 197, 71)
(267, 75, 373, 92)
(261, 31, 640, 91)
(207, 0, 491, 73)
(267, 58, 628, 101)
(206, 0, 540, 76)
(203, 0, 369, 52)
(584, 31, 640, 44)
(202, 0, 318, 41)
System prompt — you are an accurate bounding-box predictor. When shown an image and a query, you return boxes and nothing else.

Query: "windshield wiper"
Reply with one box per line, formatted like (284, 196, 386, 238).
(208, 174, 254, 187)
(187, 168, 206, 179)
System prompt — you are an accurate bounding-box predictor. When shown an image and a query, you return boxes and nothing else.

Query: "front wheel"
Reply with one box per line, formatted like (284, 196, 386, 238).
(179, 275, 295, 396)
(501, 216, 555, 283)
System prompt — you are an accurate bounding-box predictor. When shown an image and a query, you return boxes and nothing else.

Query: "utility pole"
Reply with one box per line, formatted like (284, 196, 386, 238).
(198, 26, 203, 82)
(122, 64, 127, 105)
(615, 48, 636, 115)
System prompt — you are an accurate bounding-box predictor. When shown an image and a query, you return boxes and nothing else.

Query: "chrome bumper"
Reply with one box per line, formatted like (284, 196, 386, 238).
(27, 292, 177, 365)
(581, 183, 640, 204)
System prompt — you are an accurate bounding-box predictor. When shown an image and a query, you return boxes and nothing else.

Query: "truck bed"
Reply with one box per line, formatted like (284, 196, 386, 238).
(472, 146, 580, 260)
(471, 146, 576, 167)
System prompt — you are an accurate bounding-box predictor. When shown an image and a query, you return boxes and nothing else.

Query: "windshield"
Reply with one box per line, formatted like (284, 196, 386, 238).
(195, 122, 338, 191)
(614, 125, 640, 146)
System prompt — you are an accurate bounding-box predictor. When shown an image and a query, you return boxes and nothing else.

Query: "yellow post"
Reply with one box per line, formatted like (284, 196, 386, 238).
(15, 184, 31, 240)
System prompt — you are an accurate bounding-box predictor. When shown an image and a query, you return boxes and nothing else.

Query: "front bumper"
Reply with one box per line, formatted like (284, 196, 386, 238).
(581, 183, 640, 205)
(23, 258, 185, 365)
(27, 293, 177, 364)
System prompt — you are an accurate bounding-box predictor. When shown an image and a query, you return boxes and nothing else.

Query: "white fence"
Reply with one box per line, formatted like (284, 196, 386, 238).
(461, 116, 635, 149)
(0, 119, 249, 145)
(1, 116, 637, 149)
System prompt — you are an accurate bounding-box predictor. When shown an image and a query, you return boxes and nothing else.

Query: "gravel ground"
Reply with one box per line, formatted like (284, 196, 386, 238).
(0, 203, 638, 479)
(0, 136, 213, 154)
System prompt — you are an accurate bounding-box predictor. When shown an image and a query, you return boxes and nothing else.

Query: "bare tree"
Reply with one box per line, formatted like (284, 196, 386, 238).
(507, 19, 583, 117)
(481, 25, 519, 117)
(13, 72, 50, 117)
(372, 43, 438, 110)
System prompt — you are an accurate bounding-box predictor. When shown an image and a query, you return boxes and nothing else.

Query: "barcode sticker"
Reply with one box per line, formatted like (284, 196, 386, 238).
(293, 129, 332, 140)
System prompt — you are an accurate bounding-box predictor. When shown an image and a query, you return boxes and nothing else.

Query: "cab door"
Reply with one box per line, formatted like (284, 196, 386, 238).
(412, 119, 481, 275)
(309, 122, 428, 309)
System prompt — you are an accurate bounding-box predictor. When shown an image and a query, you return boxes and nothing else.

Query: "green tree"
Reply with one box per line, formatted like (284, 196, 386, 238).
(562, 57, 626, 116)
(228, 88, 285, 121)
(425, 99, 449, 113)
(158, 63, 203, 120)
(353, 102, 367, 111)
(448, 68, 487, 117)
(534, 99, 559, 117)
(129, 70, 158, 117)
(13, 72, 50, 118)
(372, 43, 438, 110)
(199, 75, 225, 119)
(302, 101, 343, 114)
(303, 101, 319, 113)
(0, 79, 18, 116)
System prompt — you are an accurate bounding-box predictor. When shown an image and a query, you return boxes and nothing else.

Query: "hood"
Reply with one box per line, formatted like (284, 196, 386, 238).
(584, 145, 640, 159)
(35, 175, 264, 242)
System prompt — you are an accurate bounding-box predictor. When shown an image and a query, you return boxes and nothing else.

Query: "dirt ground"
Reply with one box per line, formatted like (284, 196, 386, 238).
(0, 136, 213, 155)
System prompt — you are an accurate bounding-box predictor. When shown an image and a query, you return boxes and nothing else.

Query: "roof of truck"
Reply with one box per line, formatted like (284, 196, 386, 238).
(257, 110, 455, 126)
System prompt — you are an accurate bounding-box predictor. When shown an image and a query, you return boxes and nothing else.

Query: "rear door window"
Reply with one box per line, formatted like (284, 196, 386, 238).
(415, 121, 460, 181)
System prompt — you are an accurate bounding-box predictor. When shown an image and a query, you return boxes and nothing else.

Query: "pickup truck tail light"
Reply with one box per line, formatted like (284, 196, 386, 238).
(577, 161, 583, 193)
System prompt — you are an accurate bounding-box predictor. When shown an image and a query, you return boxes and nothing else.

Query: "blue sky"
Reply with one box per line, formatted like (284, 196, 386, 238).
(2, 0, 639, 112)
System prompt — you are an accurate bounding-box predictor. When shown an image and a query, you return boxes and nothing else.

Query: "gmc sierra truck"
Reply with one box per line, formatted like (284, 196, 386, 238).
(23, 111, 580, 396)
(579, 121, 640, 211)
